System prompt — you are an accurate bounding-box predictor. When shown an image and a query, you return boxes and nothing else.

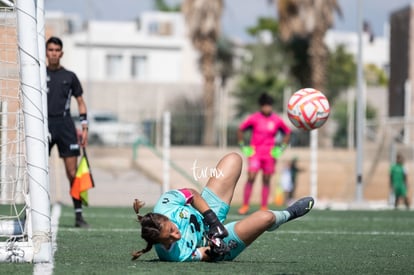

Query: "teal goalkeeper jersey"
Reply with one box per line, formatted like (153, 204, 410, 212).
(153, 189, 207, 262)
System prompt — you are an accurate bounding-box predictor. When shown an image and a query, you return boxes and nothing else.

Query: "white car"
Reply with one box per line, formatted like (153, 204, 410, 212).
(75, 111, 142, 146)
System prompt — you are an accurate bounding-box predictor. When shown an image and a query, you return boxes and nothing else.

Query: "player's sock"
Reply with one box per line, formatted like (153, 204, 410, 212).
(261, 184, 270, 208)
(267, 210, 290, 231)
(267, 197, 314, 231)
(243, 181, 253, 205)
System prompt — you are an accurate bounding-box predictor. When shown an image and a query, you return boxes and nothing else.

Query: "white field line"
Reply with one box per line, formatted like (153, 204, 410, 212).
(57, 227, 414, 236)
(56, 212, 414, 237)
(277, 230, 414, 236)
(33, 203, 61, 275)
(60, 212, 135, 219)
(58, 227, 138, 233)
(60, 212, 414, 224)
(227, 214, 414, 222)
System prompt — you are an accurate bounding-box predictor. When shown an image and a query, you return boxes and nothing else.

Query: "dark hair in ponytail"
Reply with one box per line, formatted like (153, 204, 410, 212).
(131, 199, 169, 261)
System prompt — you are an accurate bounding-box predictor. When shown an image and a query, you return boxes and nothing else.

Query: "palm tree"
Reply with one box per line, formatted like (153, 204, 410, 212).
(276, 0, 341, 94)
(154, 0, 180, 12)
(276, 0, 341, 147)
(181, 0, 223, 146)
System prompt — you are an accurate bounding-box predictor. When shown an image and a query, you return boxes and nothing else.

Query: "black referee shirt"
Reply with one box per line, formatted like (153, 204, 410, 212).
(47, 67, 83, 117)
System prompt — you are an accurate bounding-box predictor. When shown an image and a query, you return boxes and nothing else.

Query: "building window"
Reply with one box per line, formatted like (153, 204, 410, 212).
(131, 55, 147, 79)
(147, 20, 173, 36)
(106, 54, 123, 78)
(158, 22, 172, 35)
(148, 21, 158, 35)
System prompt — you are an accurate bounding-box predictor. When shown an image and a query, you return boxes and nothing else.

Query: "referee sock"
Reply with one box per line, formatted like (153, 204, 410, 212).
(267, 210, 290, 232)
(75, 208, 83, 220)
(73, 198, 83, 220)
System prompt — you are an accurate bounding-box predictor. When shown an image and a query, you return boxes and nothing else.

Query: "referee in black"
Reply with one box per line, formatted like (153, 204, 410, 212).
(46, 36, 89, 228)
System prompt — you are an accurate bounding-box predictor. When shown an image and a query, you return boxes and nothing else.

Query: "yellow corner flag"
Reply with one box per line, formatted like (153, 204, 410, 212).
(70, 148, 95, 206)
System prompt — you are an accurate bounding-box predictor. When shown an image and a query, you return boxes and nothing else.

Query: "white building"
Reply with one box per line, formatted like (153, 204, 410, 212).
(46, 11, 204, 126)
(60, 12, 201, 84)
(324, 28, 389, 72)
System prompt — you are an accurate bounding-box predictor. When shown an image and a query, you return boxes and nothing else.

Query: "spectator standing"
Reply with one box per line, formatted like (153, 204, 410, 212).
(390, 154, 410, 209)
(288, 157, 304, 201)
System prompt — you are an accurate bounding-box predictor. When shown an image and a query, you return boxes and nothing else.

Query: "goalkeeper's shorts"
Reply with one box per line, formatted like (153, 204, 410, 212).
(201, 187, 229, 222)
(201, 187, 247, 261)
(248, 154, 276, 175)
(221, 221, 246, 260)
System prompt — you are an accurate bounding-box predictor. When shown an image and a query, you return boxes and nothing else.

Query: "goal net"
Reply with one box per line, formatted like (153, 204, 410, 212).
(0, 1, 51, 263)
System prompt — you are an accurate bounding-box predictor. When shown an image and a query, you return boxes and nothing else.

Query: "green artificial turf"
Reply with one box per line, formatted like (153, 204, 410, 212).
(1, 205, 413, 274)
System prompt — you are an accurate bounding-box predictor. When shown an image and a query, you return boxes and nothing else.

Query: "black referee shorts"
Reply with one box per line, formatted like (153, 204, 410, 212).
(48, 116, 80, 158)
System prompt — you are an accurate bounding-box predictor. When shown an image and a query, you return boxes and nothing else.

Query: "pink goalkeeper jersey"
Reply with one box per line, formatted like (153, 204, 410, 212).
(239, 112, 291, 157)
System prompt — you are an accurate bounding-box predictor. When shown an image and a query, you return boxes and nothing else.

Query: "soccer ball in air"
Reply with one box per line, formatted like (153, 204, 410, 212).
(287, 88, 330, 130)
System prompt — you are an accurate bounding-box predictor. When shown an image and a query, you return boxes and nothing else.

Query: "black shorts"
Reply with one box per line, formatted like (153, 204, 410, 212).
(48, 116, 80, 158)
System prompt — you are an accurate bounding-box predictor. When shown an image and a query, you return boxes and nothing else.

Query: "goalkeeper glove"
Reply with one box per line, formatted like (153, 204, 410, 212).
(271, 144, 288, 159)
(239, 141, 254, 157)
(202, 209, 228, 239)
(206, 237, 230, 261)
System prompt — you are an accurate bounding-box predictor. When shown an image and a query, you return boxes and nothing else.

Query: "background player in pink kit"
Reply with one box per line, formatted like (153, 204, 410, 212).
(237, 93, 291, 214)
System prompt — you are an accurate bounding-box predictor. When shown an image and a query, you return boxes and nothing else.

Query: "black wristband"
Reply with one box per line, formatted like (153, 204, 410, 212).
(79, 113, 87, 122)
(79, 113, 88, 126)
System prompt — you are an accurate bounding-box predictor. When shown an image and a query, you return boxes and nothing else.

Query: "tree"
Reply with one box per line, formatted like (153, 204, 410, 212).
(276, 0, 342, 147)
(364, 63, 388, 86)
(276, 0, 341, 94)
(216, 35, 235, 89)
(181, 0, 223, 146)
(232, 17, 291, 117)
(234, 72, 287, 117)
(154, 0, 180, 12)
(333, 100, 377, 147)
(326, 44, 357, 104)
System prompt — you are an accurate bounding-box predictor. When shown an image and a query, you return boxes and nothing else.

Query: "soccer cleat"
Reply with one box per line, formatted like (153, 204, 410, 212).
(238, 205, 249, 215)
(75, 217, 90, 228)
(285, 196, 314, 221)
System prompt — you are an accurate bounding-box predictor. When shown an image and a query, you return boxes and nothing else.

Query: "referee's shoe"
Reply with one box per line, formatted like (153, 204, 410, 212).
(75, 217, 90, 228)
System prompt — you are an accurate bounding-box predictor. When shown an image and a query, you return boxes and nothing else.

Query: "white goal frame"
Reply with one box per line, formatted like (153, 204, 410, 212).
(0, 0, 51, 263)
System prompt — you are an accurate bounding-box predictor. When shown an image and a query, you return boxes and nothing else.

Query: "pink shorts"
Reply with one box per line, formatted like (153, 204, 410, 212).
(248, 154, 276, 175)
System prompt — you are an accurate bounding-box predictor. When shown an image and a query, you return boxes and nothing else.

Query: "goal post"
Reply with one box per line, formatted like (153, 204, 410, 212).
(0, 0, 51, 263)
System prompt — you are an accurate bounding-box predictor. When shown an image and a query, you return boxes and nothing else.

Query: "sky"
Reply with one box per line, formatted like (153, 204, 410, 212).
(44, 0, 414, 42)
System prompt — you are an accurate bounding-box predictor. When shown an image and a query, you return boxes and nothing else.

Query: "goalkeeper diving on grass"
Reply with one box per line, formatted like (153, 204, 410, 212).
(131, 152, 313, 262)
